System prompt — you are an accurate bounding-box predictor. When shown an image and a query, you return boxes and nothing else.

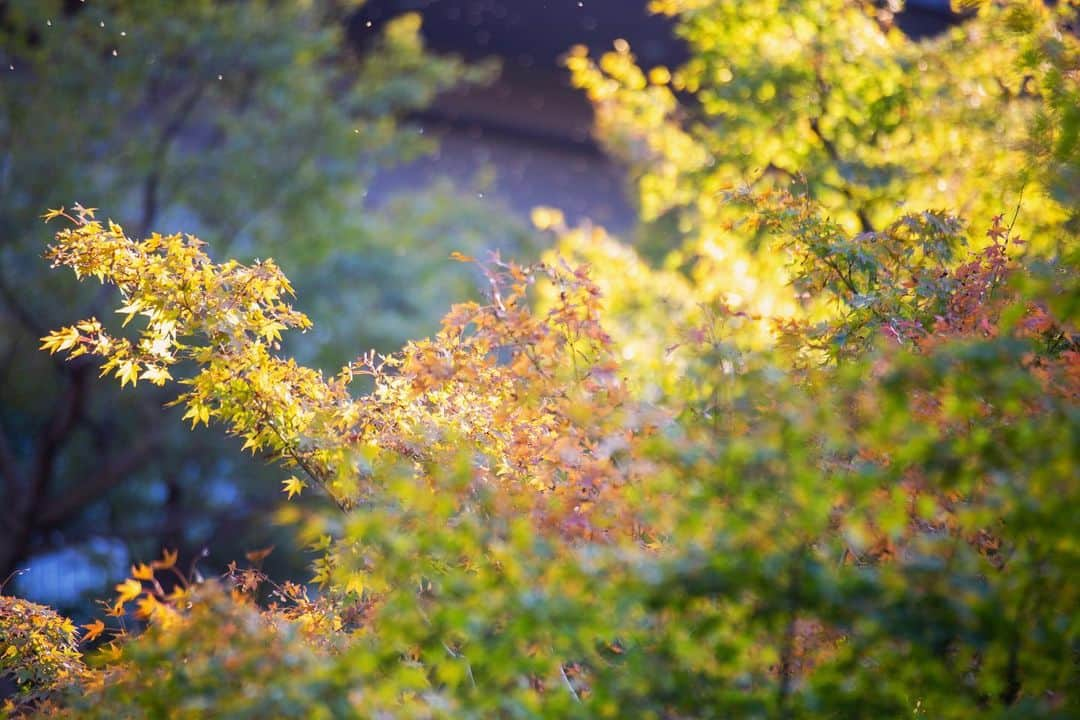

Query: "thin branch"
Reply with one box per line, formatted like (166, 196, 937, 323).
(819, 254, 861, 299)
(0, 270, 47, 340)
(1006, 185, 1026, 239)
(442, 642, 478, 690)
(776, 552, 804, 719)
(559, 663, 582, 704)
(30, 365, 89, 489)
(806, 64, 875, 233)
(136, 82, 208, 239)
(807, 116, 875, 233)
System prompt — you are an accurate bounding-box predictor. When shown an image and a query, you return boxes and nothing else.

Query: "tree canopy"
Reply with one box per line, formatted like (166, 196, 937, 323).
(2, 0, 1078, 717)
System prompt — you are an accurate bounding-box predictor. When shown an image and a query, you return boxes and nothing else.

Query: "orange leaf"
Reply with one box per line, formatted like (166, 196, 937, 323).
(245, 545, 275, 564)
(81, 619, 106, 643)
(152, 548, 178, 570)
(449, 251, 474, 263)
(131, 563, 154, 581)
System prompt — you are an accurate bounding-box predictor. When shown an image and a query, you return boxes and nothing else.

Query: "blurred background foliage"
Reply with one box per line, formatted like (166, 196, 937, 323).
(0, 0, 526, 610)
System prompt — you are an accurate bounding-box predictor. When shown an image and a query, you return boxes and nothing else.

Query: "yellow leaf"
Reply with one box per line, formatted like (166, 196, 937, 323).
(282, 476, 307, 500)
(72, 203, 97, 220)
(530, 207, 565, 231)
(117, 360, 139, 388)
(241, 433, 260, 453)
(100, 642, 124, 663)
(81, 619, 106, 643)
(259, 320, 287, 342)
(40, 207, 66, 222)
(140, 365, 173, 386)
(3, 645, 16, 659)
(115, 578, 143, 604)
(40, 327, 80, 354)
(115, 300, 143, 327)
(165, 586, 188, 603)
(131, 563, 154, 581)
(58, 328, 81, 351)
(344, 573, 365, 597)
(134, 595, 158, 620)
(449, 251, 474, 263)
(182, 402, 210, 428)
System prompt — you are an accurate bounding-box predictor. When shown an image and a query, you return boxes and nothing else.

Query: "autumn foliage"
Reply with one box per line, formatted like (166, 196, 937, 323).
(3, 1, 1079, 718)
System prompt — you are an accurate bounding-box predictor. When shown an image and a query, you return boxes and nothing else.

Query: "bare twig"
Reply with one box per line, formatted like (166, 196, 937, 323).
(559, 663, 582, 704)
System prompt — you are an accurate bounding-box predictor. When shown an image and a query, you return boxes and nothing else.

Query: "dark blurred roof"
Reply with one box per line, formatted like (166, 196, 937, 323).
(352, 0, 689, 71)
(353, 0, 959, 73)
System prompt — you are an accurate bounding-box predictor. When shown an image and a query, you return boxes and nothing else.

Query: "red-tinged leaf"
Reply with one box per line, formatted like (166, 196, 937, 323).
(245, 545, 275, 564)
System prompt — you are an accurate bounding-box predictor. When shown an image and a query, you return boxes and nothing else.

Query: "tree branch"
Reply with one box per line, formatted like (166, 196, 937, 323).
(0, 270, 48, 341)
(135, 82, 208, 239)
(36, 429, 162, 530)
(807, 116, 875, 234)
(806, 64, 875, 233)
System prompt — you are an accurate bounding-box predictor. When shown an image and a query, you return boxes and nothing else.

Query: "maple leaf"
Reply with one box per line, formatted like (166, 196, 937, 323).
(81, 619, 106, 643)
(131, 563, 154, 581)
(182, 402, 211, 429)
(115, 578, 143, 604)
(282, 475, 307, 500)
(40, 207, 66, 222)
(987, 214, 1008, 242)
(115, 299, 143, 327)
(343, 572, 365, 597)
(152, 548, 179, 570)
(71, 202, 97, 220)
(99, 642, 123, 663)
(134, 596, 158, 620)
(165, 586, 188, 603)
(140, 365, 173, 386)
(117, 360, 140, 388)
(245, 546, 275, 564)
